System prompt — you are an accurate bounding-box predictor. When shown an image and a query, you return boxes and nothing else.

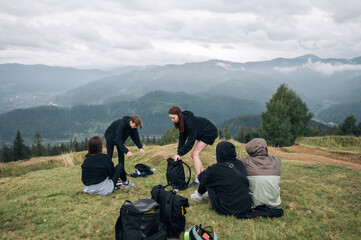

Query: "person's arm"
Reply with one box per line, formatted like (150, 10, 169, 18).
(198, 166, 215, 185)
(115, 120, 129, 154)
(130, 129, 145, 156)
(177, 122, 197, 156)
(130, 128, 143, 149)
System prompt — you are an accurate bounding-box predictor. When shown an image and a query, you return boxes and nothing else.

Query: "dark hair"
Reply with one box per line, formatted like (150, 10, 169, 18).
(88, 136, 103, 155)
(168, 106, 184, 133)
(130, 115, 142, 129)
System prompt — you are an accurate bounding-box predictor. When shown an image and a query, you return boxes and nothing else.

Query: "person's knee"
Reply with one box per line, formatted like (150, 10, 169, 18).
(191, 150, 200, 159)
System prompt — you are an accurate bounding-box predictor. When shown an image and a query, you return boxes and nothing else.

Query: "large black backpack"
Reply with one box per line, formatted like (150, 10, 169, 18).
(166, 157, 191, 190)
(115, 198, 167, 240)
(151, 185, 189, 239)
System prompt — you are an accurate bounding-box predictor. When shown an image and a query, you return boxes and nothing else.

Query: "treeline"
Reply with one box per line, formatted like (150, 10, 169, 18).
(0, 131, 88, 163)
(0, 128, 179, 163)
(218, 84, 360, 146)
(219, 114, 360, 145)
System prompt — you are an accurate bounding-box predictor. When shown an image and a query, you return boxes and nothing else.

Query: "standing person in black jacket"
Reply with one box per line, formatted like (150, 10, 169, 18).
(190, 141, 252, 216)
(168, 106, 218, 187)
(104, 115, 145, 169)
(81, 136, 134, 196)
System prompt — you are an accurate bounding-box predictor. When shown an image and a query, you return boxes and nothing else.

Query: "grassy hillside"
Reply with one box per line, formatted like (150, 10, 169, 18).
(296, 136, 361, 153)
(1, 140, 360, 239)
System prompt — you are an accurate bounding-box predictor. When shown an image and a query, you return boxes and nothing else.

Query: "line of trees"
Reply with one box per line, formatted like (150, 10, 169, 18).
(0, 131, 88, 163)
(219, 84, 360, 146)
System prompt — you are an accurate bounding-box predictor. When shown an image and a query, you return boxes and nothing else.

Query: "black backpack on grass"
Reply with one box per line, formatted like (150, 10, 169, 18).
(115, 199, 167, 240)
(166, 157, 191, 190)
(151, 185, 189, 239)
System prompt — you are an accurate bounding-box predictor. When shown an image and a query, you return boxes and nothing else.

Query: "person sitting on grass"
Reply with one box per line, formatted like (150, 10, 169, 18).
(238, 138, 281, 208)
(81, 136, 134, 196)
(190, 141, 252, 216)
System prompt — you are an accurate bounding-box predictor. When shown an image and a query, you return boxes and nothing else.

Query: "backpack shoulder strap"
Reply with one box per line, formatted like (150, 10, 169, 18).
(181, 160, 192, 188)
(222, 161, 242, 175)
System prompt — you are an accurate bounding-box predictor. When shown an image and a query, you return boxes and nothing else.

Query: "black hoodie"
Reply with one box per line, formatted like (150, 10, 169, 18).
(177, 111, 217, 156)
(104, 116, 142, 153)
(198, 141, 252, 216)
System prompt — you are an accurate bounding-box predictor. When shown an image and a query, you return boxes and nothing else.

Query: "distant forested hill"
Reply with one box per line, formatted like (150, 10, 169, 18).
(316, 101, 361, 124)
(217, 115, 332, 137)
(0, 91, 264, 144)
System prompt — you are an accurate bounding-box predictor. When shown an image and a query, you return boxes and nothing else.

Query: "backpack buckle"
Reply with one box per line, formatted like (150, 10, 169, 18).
(229, 163, 234, 168)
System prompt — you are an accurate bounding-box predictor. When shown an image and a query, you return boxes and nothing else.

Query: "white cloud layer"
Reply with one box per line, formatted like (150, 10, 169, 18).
(0, 0, 361, 68)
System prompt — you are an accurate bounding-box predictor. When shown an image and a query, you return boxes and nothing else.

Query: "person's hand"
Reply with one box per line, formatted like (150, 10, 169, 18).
(140, 148, 145, 156)
(127, 151, 133, 157)
(174, 154, 180, 161)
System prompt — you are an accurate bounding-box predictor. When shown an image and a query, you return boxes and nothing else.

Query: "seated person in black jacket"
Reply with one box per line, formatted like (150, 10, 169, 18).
(81, 136, 134, 196)
(190, 141, 252, 216)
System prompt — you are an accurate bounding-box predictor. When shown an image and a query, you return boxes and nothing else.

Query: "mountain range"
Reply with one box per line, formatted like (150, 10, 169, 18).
(0, 91, 264, 144)
(51, 55, 361, 123)
(0, 54, 360, 144)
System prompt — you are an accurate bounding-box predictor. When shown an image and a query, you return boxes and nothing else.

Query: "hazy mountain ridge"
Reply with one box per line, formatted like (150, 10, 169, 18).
(0, 63, 115, 113)
(0, 91, 264, 144)
(52, 55, 361, 121)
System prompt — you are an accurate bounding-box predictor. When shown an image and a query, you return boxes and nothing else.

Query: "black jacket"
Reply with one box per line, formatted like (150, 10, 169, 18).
(177, 111, 217, 156)
(81, 153, 114, 185)
(104, 116, 142, 153)
(198, 141, 252, 216)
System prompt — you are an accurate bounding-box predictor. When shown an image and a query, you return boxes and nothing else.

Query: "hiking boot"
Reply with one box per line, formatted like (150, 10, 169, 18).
(190, 190, 204, 202)
(188, 180, 199, 188)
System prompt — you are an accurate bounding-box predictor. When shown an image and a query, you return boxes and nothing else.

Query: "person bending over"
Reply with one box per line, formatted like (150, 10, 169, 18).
(168, 106, 218, 187)
(81, 136, 134, 196)
(104, 115, 145, 168)
(238, 138, 281, 208)
(191, 141, 252, 217)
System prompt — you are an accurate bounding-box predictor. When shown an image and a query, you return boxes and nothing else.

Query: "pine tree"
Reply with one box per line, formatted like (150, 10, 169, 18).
(259, 84, 312, 146)
(224, 124, 231, 140)
(236, 126, 245, 143)
(339, 115, 357, 136)
(0, 144, 12, 163)
(218, 130, 223, 140)
(32, 132, 44, 157)
(12, 130, 30, 161)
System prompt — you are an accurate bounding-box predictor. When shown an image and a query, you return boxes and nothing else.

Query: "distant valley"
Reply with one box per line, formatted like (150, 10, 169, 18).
(0, 55, 360, 144)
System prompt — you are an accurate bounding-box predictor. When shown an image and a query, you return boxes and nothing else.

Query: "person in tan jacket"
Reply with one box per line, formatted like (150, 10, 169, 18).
(238, 138, 281, 208)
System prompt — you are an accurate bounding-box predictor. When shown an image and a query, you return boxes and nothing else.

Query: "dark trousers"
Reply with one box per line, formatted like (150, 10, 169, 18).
(106, 140, 125, 166)
(198, 184, 207, 194)
(110, 163, 127, 187)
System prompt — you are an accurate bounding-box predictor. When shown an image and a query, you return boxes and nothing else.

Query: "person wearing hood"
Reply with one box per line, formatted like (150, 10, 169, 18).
(168, 106, 218, 187)
(104, 115, 145, 168)
(81, 136, 134, 196)
(190, 141, 252, 216)
(238, 138, 281, 208)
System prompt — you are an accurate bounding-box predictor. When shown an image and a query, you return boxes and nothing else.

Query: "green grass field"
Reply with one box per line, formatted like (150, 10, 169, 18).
(296, 136, 361, 153)
(1, 140, 360, 239)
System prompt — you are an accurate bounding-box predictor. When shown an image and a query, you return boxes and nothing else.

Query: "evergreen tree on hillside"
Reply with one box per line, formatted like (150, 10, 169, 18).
(339, 115, 358, 136)
(259, 84, 313, 146)
(0, 144, 12, 163)
(224, 124, 231, 140)
(12, 130, 30, 161)
(218, 130, 223, 140)
(236, 126, 245, 143)
(157, 128, 179, 145)
(31, 132, 44, 157)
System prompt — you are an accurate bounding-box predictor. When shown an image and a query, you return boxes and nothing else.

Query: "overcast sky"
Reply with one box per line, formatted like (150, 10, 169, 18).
(1, 0, 361, 69)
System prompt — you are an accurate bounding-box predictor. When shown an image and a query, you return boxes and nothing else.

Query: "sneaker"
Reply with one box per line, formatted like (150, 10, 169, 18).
(188, 180, 199, 188)
(114, 185, 121, 190)
(116, 180, 124, 187)
(122, 180, 135, 189)
(190, 190, 204, 202)
(203, 191, 209, 199)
